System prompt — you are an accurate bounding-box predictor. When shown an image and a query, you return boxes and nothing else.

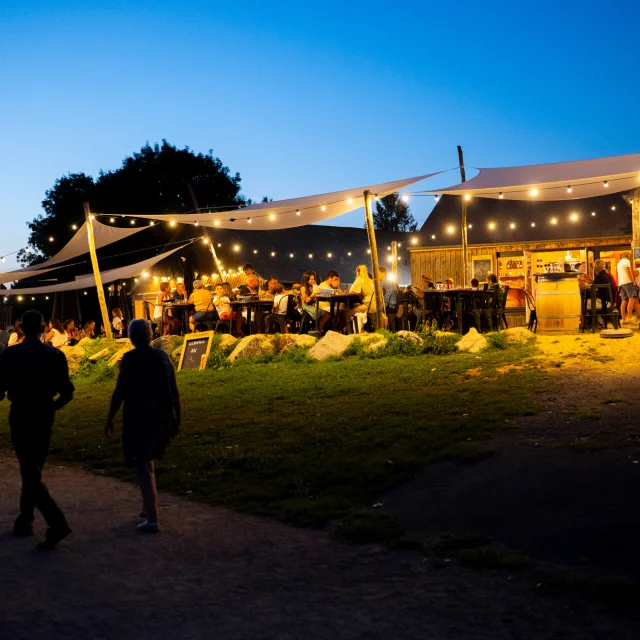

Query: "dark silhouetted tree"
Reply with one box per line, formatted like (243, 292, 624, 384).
(19, 141, 246, 265)
(372, 192, 417, 232)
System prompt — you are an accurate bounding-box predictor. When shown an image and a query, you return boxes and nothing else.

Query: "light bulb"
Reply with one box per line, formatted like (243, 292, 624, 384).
(611, 206, 616, 211)
(591, 211, 596, 216)
(308, 253, 313, 259)
(45, 296, 49, 300)
(347, 198, 353, 204)
(194, 221, 199, 226)
(366, 249, 371, 254)
(411, 238, 418, 245)
(170, 221, 176, 227)
(31, 297, 35, 301)
(499, 193, 504, 199)
(489, 223, 496, 230)
(17, 296, 23, 301)
(142, 271, 149, 278)
(604, 181, 609, 187)
(464, 194, 471, 201)
(48, 236, 54, 242)
(530, 189, 538, 197)
(233, 244, 240, 252)
(71, 224, 77, 230)
(321, 205, 326, 211)
(431, 234, 436, 239)
(570, 213, 578, 221)
(447, 226, 454, 234)
(214, 220, 220, 226)
(83, 291, 88, 295)
(347, 251, 352, 256)
(130, 219, 136, 225)
(247, 218, 252, 224)
(88, 214, 95, 220)
(510, 223, 515, 229)
(327, 252, 332, 258)
(434, 195, 440, 201)
(271, 252, 276, 257)
(468, 224, 473, 229)
(550, 218, 557, 224)
(269, 214, 276, 221)
(110, 217, 115, 223)
(150, 221, 155, 226)
(217, 243, 221, 247)
(387, 255, 394, 262)
(531, 222, 536, 227)
(289, 253, 294, 258)
(253, 249, 258, 254)
(202, 238, 209, 244)
(296, 210, 301, 216)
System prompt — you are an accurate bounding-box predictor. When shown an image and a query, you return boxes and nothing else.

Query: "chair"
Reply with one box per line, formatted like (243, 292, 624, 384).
(524, 289, 537, 333)
(497, 285, 510, 329)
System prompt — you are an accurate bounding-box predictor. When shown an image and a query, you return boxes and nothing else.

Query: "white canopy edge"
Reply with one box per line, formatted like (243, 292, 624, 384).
(105, 174, 439, 230)
(4, 243, 189, 296)
(425, 153, 640, 201)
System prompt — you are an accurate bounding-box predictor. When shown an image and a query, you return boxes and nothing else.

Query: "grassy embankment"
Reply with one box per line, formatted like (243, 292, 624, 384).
(0, 332, 547, 535)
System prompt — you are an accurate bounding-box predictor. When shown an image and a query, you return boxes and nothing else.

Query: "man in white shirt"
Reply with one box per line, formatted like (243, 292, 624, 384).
(616, 251, 637, 324)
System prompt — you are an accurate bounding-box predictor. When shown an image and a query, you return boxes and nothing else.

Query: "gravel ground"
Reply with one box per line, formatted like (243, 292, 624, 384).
(1, 458, 636, 640)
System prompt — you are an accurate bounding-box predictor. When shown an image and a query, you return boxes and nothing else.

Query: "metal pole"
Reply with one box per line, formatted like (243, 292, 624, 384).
(391, 241, 398, 283)
(363, 190, 385, 329)
(457, 145, 468, 286)
(83, 203, 113, 340)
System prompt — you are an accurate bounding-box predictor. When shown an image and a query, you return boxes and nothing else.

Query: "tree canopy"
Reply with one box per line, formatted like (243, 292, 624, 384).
(372, 192, 417, 232)
(20, 141, 246, 265)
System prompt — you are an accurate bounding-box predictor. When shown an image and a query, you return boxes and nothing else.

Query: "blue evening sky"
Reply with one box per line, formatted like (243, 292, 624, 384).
(1, 0, 639, 268)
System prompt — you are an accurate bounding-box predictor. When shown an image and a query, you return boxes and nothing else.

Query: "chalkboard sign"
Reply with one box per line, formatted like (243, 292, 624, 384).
(472, 255, 493, 282)
(178, 331, 215, 371)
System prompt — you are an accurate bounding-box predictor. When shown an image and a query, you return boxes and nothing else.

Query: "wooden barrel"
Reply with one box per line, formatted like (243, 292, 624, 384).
(535, 273, 581, 334)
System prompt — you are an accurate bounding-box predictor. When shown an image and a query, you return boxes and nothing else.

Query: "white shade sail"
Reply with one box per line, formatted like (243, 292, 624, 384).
(4, 243, 189, 296)
(0, 220, 148, 284)
(426, 153, 640, 201)
(107, 174, 438, 230)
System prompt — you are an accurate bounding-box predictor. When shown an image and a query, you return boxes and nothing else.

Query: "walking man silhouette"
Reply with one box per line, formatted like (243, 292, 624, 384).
(0, 310, 74, 550)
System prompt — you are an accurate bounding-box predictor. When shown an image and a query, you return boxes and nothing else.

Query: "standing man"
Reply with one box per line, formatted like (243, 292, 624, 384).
(0, 310, 74, 550)
(616, 251, 638, 325)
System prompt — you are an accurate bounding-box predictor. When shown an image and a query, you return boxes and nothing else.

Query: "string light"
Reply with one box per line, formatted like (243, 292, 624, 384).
(296, 210, 301, 216)
(48, 236, 54, 242)
(130, 219, 136, 225)
(31, 297, 35, 301)
(387, 255, 394, 262)
(321, 205, 326, 211)
(531, 222, 536, 227)
(347, 251, 352, 256)
(247, 218, 252, 224)
(45, 296, 49, 300)
(142, 271, 150, 278)
(217, 243, 222, 247)
(327, 252, 332, 258)
(214, 220, 220, 226)
(71, 224, 77, 230)
(499, 192, 504, 199)
(253, 249, 258, 254)
(194, 221, 199, 226)
(510, 223, 515, 229)
(110, 217, 115, 223)
(347, 198, 353, 205)
(591, 211, 596, 216)
(289, 253, 294, 258)
(83, 291, 88, 295)
(17, 296, 23, 301)
(567, 186, 572, 193)
(489, 222, 496, 230)
(447, 225, 455, 234)
(550, 218, 557, 224)
(570, 213, 578, 221)
(88, 214, 95, 220)
(233, 245, 240, 252)
(150, 221, 155, 226)
(269, 214, 276, 221)
(271, 252, 276, 257)
(611, 205, 616, 211)
(402, 194, 409, 202)
(464, 194, 471, 201)
(169, 221, 176, 227)
(603, 181, 609, 188)
(366, 249, 371, 254)
(468, 224, 473, 229)
(202, 238, 209, 244)
(308, 253, 313, 259)
(431, 234, 436, 239)
(530, 189, 538, 196)
(434, 195, 440, 202)
(411, 238, 418, 245)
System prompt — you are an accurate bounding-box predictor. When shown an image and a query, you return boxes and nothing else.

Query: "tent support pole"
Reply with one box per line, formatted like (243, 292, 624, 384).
(633, 188, 640, 255)
(363, 190, 385, 330)
(391, 241, 398, 282)
(457, 145, 468, 286)
(84, 203, 113, 340)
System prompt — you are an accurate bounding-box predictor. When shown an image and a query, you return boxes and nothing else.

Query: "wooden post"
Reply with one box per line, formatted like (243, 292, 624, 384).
(363, 190, 385, 329)
(632, 188, 640, 255)
(391, 241, 399, 283)
(84, 203, 113, 340)
(457, 145, 468, 286)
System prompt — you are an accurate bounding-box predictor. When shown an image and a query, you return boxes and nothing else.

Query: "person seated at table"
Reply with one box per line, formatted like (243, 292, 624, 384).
(80, 320, 96, 340)
(173, 281, 188, 302)
(156, 282, 180, 335)
(418, 273, 436, 296)
(62, 319, 79, 346)
(470, 278, 480, 290)
(444, 278, 454, 290)
(591, 259, 614, 308)
(213, 284, 232, 321)
(238, 274, 260, 296)
(300, 270, 331, 332)
(272, 283, 288, 313)
(264, 276, 279, 297)
(486, 273, 503, 294)
(348, 265, 377, 320)
(318, 270, 347, 330)
(45, 318, 67, 348)
(188, 280, 215, 332)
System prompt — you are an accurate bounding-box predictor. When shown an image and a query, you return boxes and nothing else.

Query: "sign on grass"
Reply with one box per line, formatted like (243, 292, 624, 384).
(178, 331, 215, 371)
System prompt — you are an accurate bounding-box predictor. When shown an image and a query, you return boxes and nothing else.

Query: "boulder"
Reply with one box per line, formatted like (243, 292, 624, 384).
(504, 326, 535, 344)
(359, 333, 388, 352)
(76, 337, 92, 347)
(274, 333, 317, 354)
(152, 335, 183, 355)
(396, 330, 423, 344)
(228, 334, 274, 362)
(60, 345, 86, 373)
(88, 347, 111, 362)
(308, 331, 353, 361)
(218, 333, 238, 351)
(456, 328, 488, 353)
(108, 342, 135, 367)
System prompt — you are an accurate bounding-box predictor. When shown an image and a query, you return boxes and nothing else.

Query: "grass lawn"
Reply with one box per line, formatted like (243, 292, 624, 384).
(0, 340, 546, 533)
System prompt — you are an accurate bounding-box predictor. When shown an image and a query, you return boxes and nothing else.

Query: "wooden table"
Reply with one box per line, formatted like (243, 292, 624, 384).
(230, 298, 274, 334)
(161, 302, 194, 335)
(314, 292, 362, 333)
(421, 289, 488, 333)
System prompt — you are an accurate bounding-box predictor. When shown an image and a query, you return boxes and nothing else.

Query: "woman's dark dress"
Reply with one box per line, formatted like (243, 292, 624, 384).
(112, 346, 180, 466)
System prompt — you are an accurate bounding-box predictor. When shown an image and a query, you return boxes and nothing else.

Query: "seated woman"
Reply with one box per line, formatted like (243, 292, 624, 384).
(470, 278, 480, 290)
(8, 320, 25, 347)
(300, 270, 331, 332)
(486, 273, 503, 293)
(188, 280, 215, 332)
(348, 264, 377, 320)
(63, 319, 79, 346)
(153, 282, 176, 335)
(45, 318, 68, 348)
(80, 320, 96, 339)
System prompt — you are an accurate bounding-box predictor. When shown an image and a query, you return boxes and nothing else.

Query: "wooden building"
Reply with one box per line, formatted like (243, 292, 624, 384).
(409, 193, 634, 322)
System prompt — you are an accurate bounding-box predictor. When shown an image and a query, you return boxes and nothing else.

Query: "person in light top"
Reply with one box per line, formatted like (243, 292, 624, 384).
(616, 251, 637, 325)
(349, 264, 377, 319)
(300, 270, 331, 332)
(213, 284, 231, 321)
(272, 283, 288, 315)
(188, 280, 215, 332)
(45, 319, 68, 348)
(112, 308, 124, 337)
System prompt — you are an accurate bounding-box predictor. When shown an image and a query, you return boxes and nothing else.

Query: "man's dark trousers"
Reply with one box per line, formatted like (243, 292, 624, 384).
(10, 406, 67, 530)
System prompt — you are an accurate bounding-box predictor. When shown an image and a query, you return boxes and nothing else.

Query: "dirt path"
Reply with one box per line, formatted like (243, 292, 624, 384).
(1, 458, 635, 640)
